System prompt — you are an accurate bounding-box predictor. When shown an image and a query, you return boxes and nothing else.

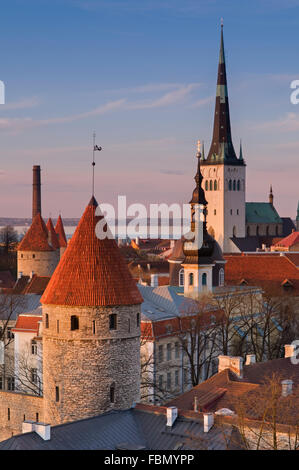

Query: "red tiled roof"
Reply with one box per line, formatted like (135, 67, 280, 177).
(55, 215, 67, 248)
(46, 218, 60, 250)
(18, 213, 53, 252)
(23, 275, 50, 295)
(274, 231, 299, 248)
(12, 315, 42, 333)
(224, 255, 299, 282)
(41, 197, 143, 307)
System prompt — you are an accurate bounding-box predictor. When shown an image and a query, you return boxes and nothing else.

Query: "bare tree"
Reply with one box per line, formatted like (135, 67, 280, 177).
(0, 226, 18, 255)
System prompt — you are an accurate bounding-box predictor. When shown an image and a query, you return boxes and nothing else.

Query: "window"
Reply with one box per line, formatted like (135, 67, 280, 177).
(158, 345, 163, 363)
(167, 343, 171, 361)
(31, 368, 38, 384)
(189, 273, 194, 286)
(214, 180, 217, 191)
(57, 320, 59, 333)
(136, 312, 140, 328)
(0, 376, 2, 390)
(230, 209, 233, 215)
(110, 383, 115, 403)
(214, 209, 216, 215)
(205, 180, 208, 191)
(8, 408, 10, 421)
(55, 386, 59, 402)
(45, 314, 49, 329)
(229, 180, 232, 191)
(237, 180, 240, 191)
(175, 370, 179, 387)
(175, 342, 180, 359)
(158, 375, 163, 389)
(202, 273, 207, 286)
(209, 180, 213, 191)
(92, 320, 96, 335)
(233, 180, 236, 191)
(7, 377, 14, 391)
(7, 328, 14, 340)
(36, 413, 39, 422)
(128, 318, 131, 333)
(233, 226, 237, 237)
(167, 372, 171, 391)
(109, 314, 117, 330)
(32, 254, 35, 258)
(179, 269, 184, 287)
(31, 340, 37, 355)
(237, 209, 239, 215)
(219, 268, 225, 287)
(71, 315, 79, 331)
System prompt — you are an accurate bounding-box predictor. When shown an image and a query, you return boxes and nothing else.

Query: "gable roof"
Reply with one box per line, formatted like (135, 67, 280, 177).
(12, 314, 42, 334)
(55, 215, 67, 248)
(274, 231, 299, 248)
(41, 197, 143, 307)
(18, 213, 53, 252)
(246, 202, 282, 224)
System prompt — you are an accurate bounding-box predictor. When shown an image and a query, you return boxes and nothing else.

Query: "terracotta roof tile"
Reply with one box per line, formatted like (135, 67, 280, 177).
(46, 218, 60, 250)
(55, 215, 67, 248)
(274, 231, 299, 248)
(12, 315, 42, 333)
(41, 197, 143, 307)
(23, 275, 50, 295)
(18, 213, 53, 252)
(224, 255, 299, 282)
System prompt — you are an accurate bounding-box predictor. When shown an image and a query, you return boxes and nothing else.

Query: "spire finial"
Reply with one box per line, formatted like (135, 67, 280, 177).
(221, 17, 224, 28)
(269, 184, 273, 205)
(92, 132, 103, 197)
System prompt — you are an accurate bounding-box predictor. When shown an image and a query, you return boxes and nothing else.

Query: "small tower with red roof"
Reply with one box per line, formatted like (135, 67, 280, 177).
(17, 213, 60, 278)
(41, 196, 143, 425)
(54, 214, 68, 257)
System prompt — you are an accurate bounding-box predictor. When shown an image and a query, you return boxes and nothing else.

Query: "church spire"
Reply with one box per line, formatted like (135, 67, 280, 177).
(269, 184, 273, 205)
(206, 23, 242, 165)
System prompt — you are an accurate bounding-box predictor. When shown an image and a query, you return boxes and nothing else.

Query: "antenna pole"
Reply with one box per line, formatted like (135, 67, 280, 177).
(92, 132, 96, 197)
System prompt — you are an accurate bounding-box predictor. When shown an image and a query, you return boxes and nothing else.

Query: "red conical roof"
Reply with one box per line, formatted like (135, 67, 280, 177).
(55, 215, 67, 248)
(41, 197, 143, 307)
(46, 218, 60, 250)
(18, 213, 53, 252)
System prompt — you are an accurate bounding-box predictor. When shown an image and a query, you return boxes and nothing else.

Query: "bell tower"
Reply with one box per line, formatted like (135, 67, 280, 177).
(200, 24, 246, 253)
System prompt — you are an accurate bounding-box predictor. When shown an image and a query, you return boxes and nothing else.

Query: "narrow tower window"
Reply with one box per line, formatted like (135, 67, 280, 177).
(92, 320, 96, 334)
(55, 386, 59, 402)
(136, 312, 140, 328)
(233, 180, 236, 191)
(109, 314, 117, 330)
(110, 383, 115, 403)
(209, 180, 213, 191)
(70, 315, 79, 331)
(45, 314, 49, 329)
(202, 273, 207, 287)
(205, 180, 208, 191)
(214, 180, 217, 190)
(219, 268, 225, 287)
(237, 180, 240, 191)
(229, 180, 232, 191)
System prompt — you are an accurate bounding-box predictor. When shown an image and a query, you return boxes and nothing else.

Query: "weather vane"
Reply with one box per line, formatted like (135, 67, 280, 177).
(221, 17, 224, 27)
(92, 132, 102, 197)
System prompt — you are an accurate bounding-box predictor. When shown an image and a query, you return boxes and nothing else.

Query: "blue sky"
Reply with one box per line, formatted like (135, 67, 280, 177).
(0, 0, 298, 218)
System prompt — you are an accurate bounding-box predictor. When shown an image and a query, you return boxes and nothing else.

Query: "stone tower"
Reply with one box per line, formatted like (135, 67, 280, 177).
(200, 24, 246, 253)
(55, 214, 68, 257)
(17, 213, 60, 278)
(41, 196, 143, 426)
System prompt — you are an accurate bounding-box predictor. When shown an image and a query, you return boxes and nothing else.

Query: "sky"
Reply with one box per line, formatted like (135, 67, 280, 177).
(0, 0, 298, 218)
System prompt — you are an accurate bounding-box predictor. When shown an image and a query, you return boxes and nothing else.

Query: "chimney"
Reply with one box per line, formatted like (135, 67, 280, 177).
(32, 165, 41, 220)
(281, 379, 293, 397)
(18, 271, 23, 279)
(218, 355, 243, 378)
(284, 344, 296, 358)
(22, 421, 51, 440)
(34, 423, 51, 441)
(151, 274, 159, 287)
(30, 271, 34, 280)
(203, 413, 214, 433)
(166, 406, 178, 427)
(245, 354, 256, 366)
(22, 420, 35, 434)
(194, 395, 198, 412)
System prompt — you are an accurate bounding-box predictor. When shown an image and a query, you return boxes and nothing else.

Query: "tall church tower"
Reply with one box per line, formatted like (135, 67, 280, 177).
(200, 24, 246, 253)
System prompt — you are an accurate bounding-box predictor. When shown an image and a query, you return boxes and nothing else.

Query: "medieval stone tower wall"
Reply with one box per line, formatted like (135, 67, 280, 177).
(42, 303, 141, 425)
(18, 249, 60, 278)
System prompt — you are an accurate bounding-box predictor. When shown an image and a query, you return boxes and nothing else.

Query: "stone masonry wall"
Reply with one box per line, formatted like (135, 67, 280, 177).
(43, 303, 141, 425)
(0, 391, 44, 442)
(18, 250, 60, 277)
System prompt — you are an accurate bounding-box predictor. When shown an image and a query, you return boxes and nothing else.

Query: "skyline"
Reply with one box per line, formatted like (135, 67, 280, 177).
(0, 0, 298, 218)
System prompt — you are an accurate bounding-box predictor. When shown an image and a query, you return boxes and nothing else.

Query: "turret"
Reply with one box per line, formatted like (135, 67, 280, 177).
(41, 196, 142, 425)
